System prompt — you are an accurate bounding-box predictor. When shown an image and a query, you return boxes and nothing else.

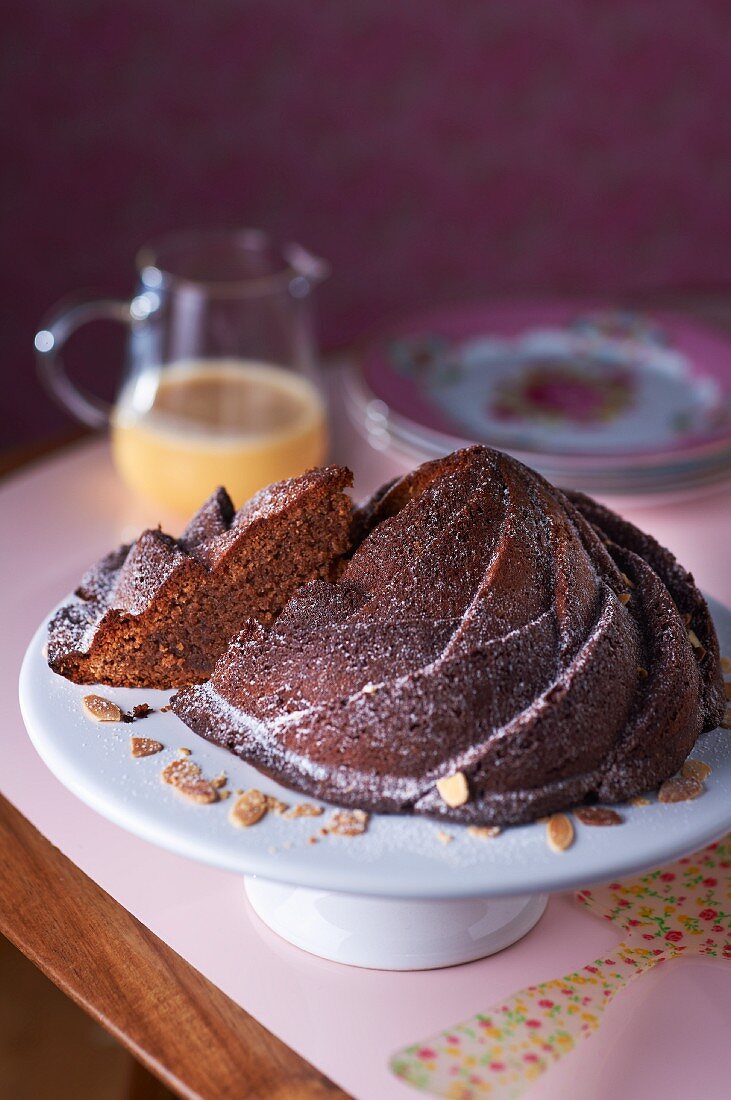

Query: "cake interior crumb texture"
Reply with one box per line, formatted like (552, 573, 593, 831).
(47, 468, 353, 687)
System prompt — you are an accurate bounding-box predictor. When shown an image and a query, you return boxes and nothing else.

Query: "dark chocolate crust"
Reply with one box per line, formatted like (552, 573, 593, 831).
(172, 446, 724, 825)
(48, 468, 354, 688)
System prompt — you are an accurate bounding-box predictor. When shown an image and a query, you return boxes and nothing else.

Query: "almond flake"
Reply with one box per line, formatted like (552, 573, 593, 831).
(721, 655, 731, 674)
(546, 813, 574, 852)
(436, 829, 453, 845)
(210, 773, 228, 789)
(284, 802, 324, 819)
(265, 796, 289, 815)
(229, 789, 268, 827)
(178, 747, 192, 756)
(680, 759, 712, 782)
(161, 758, 201, 786)
(618, 592, 631, 605)
(327, 809, 369, 837)
(467, 825, 501, 839)
(620, 572, 635, 589)
(630, 796, 651, 807)
(574, 806, 623, 826)
(83, 694, 123, 723)
(687, 629, 702, 648)
(436, 771, 470, 808)
(130, 736, 164, 758)
(658, 776, 703, 803)
(175, 779, 220, 804)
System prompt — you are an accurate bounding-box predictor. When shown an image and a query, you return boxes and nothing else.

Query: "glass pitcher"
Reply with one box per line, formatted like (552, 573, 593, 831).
(35, 228, 330, 513)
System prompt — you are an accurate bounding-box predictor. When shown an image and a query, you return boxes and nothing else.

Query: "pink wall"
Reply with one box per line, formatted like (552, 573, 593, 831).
(3, 0, 731, 447)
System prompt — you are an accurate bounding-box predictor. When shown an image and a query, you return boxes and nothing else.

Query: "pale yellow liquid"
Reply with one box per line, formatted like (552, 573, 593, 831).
(111, 360, 328, 514)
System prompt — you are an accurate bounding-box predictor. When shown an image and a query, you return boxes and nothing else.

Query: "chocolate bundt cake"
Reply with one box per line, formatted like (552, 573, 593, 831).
(48, 467, 353, 688)
(172, 446, 724, 825)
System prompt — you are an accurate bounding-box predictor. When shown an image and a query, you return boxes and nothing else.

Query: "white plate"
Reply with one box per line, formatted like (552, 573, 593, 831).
(19, 600, 731, 901)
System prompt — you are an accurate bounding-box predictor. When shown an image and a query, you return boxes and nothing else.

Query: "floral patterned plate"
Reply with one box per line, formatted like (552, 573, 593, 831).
(348, 301, 731, 494)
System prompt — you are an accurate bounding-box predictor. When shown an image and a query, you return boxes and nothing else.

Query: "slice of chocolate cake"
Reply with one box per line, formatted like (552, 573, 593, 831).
(48, 467, 353, 687)
(172, 446, 725, 825)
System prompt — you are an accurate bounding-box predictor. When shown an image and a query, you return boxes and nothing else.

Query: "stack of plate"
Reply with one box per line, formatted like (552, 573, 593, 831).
(342, 300, 731, 497)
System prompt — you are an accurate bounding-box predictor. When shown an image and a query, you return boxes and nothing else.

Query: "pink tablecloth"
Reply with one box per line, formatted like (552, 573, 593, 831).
(2, 413, 730, 1100)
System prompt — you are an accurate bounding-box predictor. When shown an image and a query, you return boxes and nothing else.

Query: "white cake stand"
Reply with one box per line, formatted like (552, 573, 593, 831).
(19, 599, 731, 970)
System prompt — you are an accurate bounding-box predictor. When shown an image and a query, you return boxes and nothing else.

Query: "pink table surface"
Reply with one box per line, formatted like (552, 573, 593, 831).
(2, 404, 731, 1100)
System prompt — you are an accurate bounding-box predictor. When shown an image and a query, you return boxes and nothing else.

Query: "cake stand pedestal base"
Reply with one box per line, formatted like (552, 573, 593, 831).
(244, 878, 547, 970)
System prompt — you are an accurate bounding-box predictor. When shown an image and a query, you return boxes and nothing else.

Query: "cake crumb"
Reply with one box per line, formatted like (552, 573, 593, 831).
(467, 825, 501, 839)
(681, 759, 712, 782)
(327, 809, 369, 836)
(721, 655, 731, 674)
(637, 667, 649, 680)
(211, 773, 227, 789)
(132, 703, 153, 719)
(436, 771, 470, 808)
(308, 835, 319, 845)
(546, 813, 574, 852)
(658, 776, 703, 803)
(130, 736, 164, 758)
(229, 789, 268, 827)
(83, 694, 123, 723)
(361, 681, 379, 695)
(160, 705, 172, 713)
(722, 708, 731, 730)
(725, 682, 731, 700)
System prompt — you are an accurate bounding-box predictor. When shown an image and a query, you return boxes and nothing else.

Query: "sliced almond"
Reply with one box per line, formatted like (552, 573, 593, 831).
(210, 773, 228, 789)
(618, 592, 631, 605)
(630, 796, 651, 807)
(680, 759, 712, 782)
(658, 776, 703, 803)
(620, 572, 635, 589)
(130, 736, 164, 758)
(284, 802, 323, 819)
(687, 629, 702, 648)
(436, 771, 470, 808)
(178, 746, 192, 756)
(574, 806, 623, 826)
(467, 825, 501, 839)
(229, 789, 268, 827)
(546, 813, 574, 852)
(175, 778, 220, 804)
(161, 758, 201, 786)
(327, 808, 369, 837)
(83, 694, 123, 723)
(265, 796, 289, 815)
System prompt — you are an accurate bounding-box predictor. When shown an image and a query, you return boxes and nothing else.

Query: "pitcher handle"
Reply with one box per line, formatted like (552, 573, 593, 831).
(34, 296, 134, 429)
